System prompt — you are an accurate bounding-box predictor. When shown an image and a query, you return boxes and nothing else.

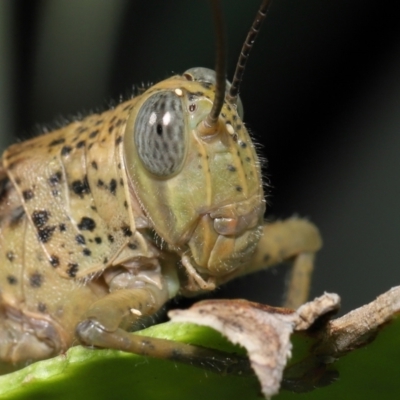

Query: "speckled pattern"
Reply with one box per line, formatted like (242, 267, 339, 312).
(2, 100, 144, 279)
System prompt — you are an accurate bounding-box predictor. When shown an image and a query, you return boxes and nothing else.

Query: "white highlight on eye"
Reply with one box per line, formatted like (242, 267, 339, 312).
(163, 111, 171, 126)
(149, 112, 157, 125)
(174, 88, 183, 96)
(226, 123, 235, 135)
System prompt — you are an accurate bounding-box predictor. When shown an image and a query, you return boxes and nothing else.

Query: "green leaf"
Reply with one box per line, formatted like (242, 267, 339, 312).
(0, 322, 258, 400)
(1, 315, 399, 400)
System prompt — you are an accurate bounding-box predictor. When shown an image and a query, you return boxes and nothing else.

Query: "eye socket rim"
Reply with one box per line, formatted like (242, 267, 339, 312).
(133, 90, 187, 178)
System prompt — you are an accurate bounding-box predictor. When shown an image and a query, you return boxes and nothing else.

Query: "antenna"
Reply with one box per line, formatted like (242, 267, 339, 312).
(228, 0, 272, 104)
(199, 0, 226, 133)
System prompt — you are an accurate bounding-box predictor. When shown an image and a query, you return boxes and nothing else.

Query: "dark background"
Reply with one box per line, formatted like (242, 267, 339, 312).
(1, 0, 400, 314)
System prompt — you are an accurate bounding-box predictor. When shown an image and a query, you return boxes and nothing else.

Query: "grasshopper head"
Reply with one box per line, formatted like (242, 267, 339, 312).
(124, 68, 265, 278)
(124, 0, 271, 285)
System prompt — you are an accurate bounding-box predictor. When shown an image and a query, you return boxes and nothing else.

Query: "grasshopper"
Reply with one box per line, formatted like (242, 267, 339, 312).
(0, 0, 321, 372)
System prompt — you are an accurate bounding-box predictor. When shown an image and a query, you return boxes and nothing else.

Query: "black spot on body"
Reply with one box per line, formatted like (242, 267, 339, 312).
(115, 136, 123, 145)
(78, 217, 96, 231)
(94, 237, 102, 244)
(239, 141, 247, 148)
(227, 165, 236, 172)
(75, 234, 86, 245)
(123, 200, 128, 209)
(32, 210, 50, 228)
(97, 179, 104, 187)
(7, 275, 17, 285)
(76, 126, 88, 134)
(108, 125, 114, 134)
(49, 138, 65, 146)
(89, 130, 99, 138)
(107, 234, 114, 243)
(109, 179, 117, 195)
(59, 223, 66, 232)
(245, 156, 251, 162)
(122, 226, 132, 237)
(22, 189, 34, 201)
(38, 226, 56, 243)
(61, 145, 72, 156)
(103, 257, 108, 264)
(30, 273, 43, 288)
(236, 124, 242, 131)
(236, 186, 243, 192)
(49, 171, 62, 186)
(83, 248, 91, 256)
(128, 242, 137, 250)
(6, 251, 15, 262)
(67, 263, 79, 278)
(76, 140, 86, 149)
(91, 161, 98, 170)
(38, 303, 47, 313)
(72, 176, 90, 197)
(49, 255, 60, 268)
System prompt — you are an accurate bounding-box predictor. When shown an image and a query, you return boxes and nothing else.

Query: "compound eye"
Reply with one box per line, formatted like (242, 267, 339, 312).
(135, 91, 186, 176)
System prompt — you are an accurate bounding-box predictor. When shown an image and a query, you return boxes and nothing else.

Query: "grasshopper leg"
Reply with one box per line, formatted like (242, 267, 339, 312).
(231, 217, 322, 309)
(75, 270, 249, 375)
(76, 319, 250, 375)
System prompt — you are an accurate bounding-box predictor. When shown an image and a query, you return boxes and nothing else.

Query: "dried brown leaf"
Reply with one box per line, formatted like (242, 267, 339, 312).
(168, 293, 340, 398)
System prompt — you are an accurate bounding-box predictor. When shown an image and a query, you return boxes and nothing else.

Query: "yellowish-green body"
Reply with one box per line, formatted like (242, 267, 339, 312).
(0, 72, 321, 372)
